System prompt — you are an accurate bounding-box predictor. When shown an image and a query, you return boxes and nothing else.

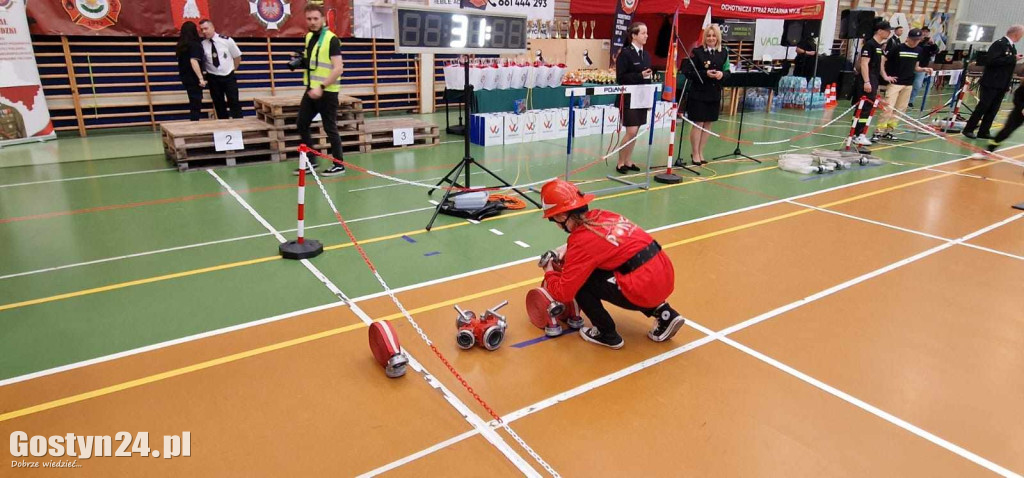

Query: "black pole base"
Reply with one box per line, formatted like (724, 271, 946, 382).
(280, 239, 324, 260)
(654, 172, 683, 184)
(1013, 202, 1024, 211)
(446, 125, 466, 136)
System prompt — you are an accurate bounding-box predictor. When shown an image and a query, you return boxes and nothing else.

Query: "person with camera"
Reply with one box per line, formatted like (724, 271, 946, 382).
(199, 19, 244, 120)
(963, 25, 1024, 140)
(538, 179, 685, 349)
(291, 4, 346, 176)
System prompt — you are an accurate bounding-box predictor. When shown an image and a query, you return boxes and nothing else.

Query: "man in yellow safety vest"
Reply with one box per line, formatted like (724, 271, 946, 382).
(292, 4, 345, 176)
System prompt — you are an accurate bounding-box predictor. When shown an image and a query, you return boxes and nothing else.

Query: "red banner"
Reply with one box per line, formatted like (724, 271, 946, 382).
(571, 0, 825, 20)
(28, 0, 353, 37)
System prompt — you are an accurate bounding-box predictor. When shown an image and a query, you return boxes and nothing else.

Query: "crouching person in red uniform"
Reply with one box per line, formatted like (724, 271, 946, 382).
(539, 179, 685, 349)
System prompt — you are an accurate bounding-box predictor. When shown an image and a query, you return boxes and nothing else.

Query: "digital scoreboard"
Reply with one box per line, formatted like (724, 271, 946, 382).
(394, 5, 528, 54)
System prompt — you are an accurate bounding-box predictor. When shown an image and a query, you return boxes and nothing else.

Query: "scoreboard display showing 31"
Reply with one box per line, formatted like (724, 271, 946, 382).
(394, 5, 528, 54)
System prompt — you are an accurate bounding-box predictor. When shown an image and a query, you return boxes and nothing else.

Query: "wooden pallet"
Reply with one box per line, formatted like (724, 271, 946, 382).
(160, 118, 281, 171)
(360, 118, 440, 152)
(255, 110, 364, 132)
(253, 94, 364, 117)
(274, 124, 366, 157)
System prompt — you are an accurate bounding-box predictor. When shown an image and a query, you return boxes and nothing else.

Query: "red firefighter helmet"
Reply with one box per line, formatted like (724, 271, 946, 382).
(540, 179, 594, 218)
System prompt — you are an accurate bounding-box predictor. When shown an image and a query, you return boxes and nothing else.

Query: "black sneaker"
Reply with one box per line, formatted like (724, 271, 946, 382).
(962, 130, 977, 139)
(579, 327, 623, 349)
(293, 162, 318, 176)
(322, 164, 346, 176)
(908, 102, 914, 108)
(648, 303, 685, 342)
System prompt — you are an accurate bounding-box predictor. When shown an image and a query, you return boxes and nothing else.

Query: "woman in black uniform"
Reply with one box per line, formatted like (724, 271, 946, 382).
(614, 22, 653, 174)
(176, 21, 206, 121)
(682, 24, 730, 165)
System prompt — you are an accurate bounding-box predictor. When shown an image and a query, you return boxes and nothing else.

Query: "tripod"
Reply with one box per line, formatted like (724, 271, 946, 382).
(425, 58, 540, 231)
(711, 53, 766, 164)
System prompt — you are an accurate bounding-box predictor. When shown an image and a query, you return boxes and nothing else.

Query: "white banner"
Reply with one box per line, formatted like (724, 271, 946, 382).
(0, 0, 55, 146)
(431, 0, 554, 22)
(753, 19, 796, 62)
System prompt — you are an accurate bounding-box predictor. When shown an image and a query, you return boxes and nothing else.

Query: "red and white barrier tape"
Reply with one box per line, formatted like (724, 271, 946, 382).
(679, 104, 857, 146)
(301, 161, 560, 477)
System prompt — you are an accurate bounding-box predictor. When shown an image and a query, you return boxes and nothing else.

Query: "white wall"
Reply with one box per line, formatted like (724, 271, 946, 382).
(955, 0, 1024, 48)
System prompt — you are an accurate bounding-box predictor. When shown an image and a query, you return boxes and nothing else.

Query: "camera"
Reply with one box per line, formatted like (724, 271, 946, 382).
(287, 52, 305, 71)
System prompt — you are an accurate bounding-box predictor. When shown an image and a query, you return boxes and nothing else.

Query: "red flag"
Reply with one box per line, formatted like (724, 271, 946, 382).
(662, 9, 680, 101)
(169, 0, 210, 30)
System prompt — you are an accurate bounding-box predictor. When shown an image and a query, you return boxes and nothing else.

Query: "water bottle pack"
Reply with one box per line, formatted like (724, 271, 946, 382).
(777, 76, 827, 111)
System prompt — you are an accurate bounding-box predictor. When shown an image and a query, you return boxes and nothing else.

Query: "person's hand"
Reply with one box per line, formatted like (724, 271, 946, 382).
(199, 79, 207, 88)
(924, 67, 934, 75)
(863, 82, 872, 93)
(308, 86, 323, 100)
(642, 68, 653, 79)
(885, 75, 896, 84)
(554, 243, 567, 259)
(1017, 53, 1023, 61)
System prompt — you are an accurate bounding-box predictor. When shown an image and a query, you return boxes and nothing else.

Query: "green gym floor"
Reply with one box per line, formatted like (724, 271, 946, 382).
(1, 89, 1022, 476)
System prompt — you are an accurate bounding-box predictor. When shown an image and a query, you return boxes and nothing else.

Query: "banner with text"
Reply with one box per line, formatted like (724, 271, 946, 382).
(0, 0, 55, 146)
(753, 19, 795, 62)
(431, 0, 554, 21)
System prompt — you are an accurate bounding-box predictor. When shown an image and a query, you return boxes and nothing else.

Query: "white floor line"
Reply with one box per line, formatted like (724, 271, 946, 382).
(347, 169, 502, 193)
(690, 321, 1024, 478)
(211, 169, 543, 477)
(0, 205, 435, 282)
(356, 430, 479, 477)
(718, 117, 848, 140)
(514, 240, 530, 248)
(787, 199, 1024, 262)
(0, 167, 175, 189)
(489, 228, 504, 235)
(888, 145, 965, 157)
(371, 213, 1023, 475)
(2, 146, 1020, 389)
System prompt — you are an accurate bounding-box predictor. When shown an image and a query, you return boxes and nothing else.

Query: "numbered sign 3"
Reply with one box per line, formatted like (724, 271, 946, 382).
(393, 128, 414, 146)
(214, 130, 245, 152)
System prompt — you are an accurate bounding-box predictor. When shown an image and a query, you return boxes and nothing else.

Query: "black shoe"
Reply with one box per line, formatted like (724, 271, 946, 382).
(962, 130, 977, 139)
(627, 164, 640, 171)
(616, 165, 629, 174)
(322, 164, 346, 176)
(579, 327, 624, 349)
(292, 162, 318, 176)
(977, 132, 992, 140)
(986, 141, 999, 153)
(648, 303, 686, 342)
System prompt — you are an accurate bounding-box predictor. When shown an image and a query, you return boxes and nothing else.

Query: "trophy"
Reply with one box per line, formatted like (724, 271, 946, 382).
(589, 20, 596, 39)
(572, 19, 579, 39)
(553, 20, 560, 39)
(561, 20, 569, 39)
(527, 20, 534, 39)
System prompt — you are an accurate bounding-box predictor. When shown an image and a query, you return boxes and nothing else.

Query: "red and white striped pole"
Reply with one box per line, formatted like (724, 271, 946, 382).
(654, 103, 684, 184)
(845, 96, 867, 151)
(951, 86, 966, 119)
(279, 145, 324, 260)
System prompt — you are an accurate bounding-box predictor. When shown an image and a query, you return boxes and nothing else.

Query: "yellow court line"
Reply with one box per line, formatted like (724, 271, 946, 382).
(3, 155, 1014, 422)
(0, 164, 772, 313)
(0, 321, 368, 423)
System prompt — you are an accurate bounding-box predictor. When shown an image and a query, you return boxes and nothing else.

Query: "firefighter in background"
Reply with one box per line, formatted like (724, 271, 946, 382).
(539, 179, 685, 349)
(0, 103, 28, 141)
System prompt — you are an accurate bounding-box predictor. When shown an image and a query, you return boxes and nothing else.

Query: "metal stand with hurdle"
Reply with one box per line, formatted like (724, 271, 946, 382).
(279, 148, 324, 260)
(562, 84, 663, 195)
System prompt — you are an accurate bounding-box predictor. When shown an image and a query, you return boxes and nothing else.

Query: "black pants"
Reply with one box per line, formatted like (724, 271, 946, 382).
(852, 77, 878, 137)
(964, 86, 1007, 135)
(574, 269, 656, 338)
(296, 89, 342, 164)
(993, 87, 1024, 144)
(181, 78, 204, 122)
(207, 72, 242, 119)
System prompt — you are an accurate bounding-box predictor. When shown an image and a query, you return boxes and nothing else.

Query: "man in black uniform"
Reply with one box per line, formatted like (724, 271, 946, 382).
(199, 19, 244, 119)
(794, 34, 818, 80)
(884, 25, 904, 55)
(851, 21, 894, 146)
(908, 26, 939, 108)
(963, 25, 1024, 139)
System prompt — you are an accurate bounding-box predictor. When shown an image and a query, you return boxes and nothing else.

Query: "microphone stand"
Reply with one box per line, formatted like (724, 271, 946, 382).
(711, 51, 768, 164)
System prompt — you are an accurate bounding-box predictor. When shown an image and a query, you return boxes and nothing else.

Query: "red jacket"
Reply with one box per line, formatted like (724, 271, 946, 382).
(544, 209, 674, 308)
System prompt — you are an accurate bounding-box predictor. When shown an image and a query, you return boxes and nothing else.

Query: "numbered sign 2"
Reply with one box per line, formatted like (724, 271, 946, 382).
(393, 128, 414, 146)
(214, 130, 244, 152)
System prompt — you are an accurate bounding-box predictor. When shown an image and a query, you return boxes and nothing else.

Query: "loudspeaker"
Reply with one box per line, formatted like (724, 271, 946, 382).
(839, 9, 875, 39)
(782, 20, 822, 47)
(655, 15, 673, 57)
